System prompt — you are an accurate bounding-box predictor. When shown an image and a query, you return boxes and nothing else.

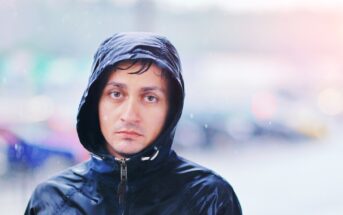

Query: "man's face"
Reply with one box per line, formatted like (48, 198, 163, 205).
(98, 62, 169, 158)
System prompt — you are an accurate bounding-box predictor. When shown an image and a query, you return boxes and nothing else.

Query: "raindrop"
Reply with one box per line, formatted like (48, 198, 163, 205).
(204, 124, 208, 129)
(268, 121, 272, 125)
(189, 113, 194, 119)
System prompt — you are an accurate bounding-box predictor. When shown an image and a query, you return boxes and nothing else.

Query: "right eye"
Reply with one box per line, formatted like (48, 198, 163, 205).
(110, 91, 122, 99)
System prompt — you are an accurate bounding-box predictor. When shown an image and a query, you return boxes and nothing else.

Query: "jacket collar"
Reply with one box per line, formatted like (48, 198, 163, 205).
(89, 147, 174, 178)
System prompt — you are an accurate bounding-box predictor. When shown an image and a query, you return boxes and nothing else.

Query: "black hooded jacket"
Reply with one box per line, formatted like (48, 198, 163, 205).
(25, 32, 242, 215)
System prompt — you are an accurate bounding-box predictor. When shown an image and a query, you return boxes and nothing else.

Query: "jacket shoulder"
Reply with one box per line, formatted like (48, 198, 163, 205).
(172, 155, 242, 215)
(172, 155, 231, 186)
(24, 161, 90, 214)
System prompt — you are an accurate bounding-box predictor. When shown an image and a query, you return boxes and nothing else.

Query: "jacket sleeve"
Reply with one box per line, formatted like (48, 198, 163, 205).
(24, 181, 67, 215)
(24, 198, 36, 215)
(217, 184, 242, 215)
(187, 174, 242, 215)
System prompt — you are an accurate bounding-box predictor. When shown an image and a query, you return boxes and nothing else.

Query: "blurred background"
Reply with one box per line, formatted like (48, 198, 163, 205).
(1, 0, 343, 214)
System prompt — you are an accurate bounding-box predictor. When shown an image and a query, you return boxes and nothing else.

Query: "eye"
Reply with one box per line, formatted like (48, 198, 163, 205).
(110, 91, 122, 99)
(144, 95, 158, 103)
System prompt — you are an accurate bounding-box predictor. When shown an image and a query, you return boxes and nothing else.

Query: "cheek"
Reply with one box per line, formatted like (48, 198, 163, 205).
(147, 105, 169, 132)
(98, 100, 115, 128)
(101, 115, 109, 122)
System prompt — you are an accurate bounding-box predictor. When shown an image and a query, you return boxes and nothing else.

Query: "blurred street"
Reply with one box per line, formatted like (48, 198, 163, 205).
(1, 124, 343, 214)
(1, 0, 343, 214)
(183, 125, 343, 215)
(185, 127, 343, 215)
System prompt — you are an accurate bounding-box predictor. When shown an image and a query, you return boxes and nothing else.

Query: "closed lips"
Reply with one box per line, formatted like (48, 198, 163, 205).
(115, 131, 143, 136)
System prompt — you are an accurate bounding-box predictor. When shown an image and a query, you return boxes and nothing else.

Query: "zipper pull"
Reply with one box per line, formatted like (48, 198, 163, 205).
(119, 159, 128, 182)
(117, 158, 128, 205)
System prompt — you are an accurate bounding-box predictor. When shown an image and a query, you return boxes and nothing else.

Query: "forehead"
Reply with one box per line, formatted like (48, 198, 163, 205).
(106, 62, 168, 91)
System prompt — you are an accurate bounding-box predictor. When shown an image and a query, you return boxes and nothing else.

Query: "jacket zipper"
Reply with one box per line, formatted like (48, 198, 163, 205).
(117, 158, 128, 215)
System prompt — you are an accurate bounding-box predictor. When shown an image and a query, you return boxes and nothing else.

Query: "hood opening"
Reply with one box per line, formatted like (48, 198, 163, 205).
(76, 32, 184, 162)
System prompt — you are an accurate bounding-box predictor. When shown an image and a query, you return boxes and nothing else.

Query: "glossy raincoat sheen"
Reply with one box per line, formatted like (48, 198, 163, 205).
(25, 32, 242, 215)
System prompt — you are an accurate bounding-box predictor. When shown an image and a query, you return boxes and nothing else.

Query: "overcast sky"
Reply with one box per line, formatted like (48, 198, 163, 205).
(163, 0, 343, 11)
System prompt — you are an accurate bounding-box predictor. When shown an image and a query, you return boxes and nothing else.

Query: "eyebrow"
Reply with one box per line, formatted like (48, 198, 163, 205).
(106, 81, 127, 89)
(141, 86, 166, 94)
(106, 81, 166, 94)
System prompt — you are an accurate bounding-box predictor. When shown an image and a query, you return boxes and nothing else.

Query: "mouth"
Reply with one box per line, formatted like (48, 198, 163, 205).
(115, 130, 143, 137)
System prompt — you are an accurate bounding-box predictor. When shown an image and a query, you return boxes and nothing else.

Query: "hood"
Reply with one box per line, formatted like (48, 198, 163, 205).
(76, 32, 184, 164)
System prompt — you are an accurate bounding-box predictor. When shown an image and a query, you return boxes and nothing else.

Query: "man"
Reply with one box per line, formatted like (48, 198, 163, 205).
(25, 32, 242, 214)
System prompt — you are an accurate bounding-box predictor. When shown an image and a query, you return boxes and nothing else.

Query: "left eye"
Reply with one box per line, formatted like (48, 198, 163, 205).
(145, 95, 158, 103)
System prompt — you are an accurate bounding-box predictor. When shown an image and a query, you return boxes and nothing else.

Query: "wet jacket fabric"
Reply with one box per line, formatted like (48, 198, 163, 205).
(25, 32, 242, 215)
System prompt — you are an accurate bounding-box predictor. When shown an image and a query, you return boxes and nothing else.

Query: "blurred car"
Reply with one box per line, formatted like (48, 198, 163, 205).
(174, 113, 234, 150)
(0, 128, 77, 174)
(174, 109, 319, 151)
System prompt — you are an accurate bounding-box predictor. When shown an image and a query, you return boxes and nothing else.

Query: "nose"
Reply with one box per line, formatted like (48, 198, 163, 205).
(120, 97, 140, 123)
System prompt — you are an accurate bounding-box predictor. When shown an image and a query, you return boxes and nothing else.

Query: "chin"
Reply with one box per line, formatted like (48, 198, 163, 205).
(114, 143, 145, 154)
